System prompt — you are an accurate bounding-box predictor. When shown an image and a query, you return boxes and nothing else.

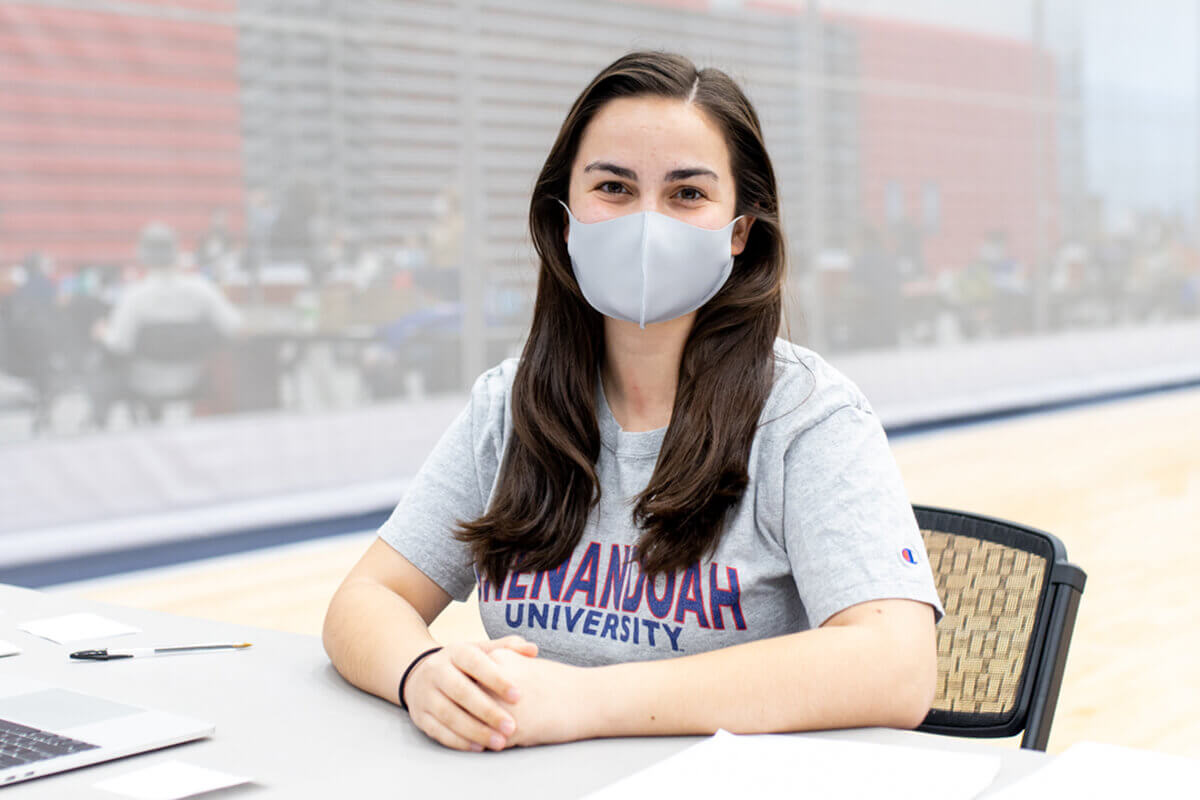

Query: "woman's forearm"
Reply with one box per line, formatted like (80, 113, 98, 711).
(582, 603, 936, 739)
(322, 577, 440, 705)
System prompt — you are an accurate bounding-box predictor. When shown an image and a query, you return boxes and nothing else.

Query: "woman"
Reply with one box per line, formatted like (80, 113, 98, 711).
(323, 50, 943, 753)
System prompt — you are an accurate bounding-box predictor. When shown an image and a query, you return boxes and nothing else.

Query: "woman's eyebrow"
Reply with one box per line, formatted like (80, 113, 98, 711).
(584, 161, 719, 182)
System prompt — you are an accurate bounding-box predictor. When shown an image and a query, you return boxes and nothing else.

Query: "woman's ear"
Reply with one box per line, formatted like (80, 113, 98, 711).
(731, 215, 755, 256)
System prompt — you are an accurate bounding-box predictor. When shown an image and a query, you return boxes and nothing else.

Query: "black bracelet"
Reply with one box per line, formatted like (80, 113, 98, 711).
(398, 646, 444, 711)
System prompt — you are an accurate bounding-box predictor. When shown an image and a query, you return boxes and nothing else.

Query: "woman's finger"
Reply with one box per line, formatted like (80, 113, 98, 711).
(451, 645, 525, 703)
(426, 690, 509, 751)
(414, 708, 484, 752)
(435, 663, 518, 737)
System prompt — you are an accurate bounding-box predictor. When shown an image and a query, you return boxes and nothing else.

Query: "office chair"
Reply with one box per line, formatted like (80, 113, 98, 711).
(124, 318, 222, 422)
(914, 504, 1086, 751)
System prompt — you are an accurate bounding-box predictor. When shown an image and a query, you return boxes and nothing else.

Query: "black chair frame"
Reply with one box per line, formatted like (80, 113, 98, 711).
(914, 504, 1087, 751)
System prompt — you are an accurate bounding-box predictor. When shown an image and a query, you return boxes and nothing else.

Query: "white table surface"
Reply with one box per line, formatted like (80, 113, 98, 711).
(0, 583, 1049, 798)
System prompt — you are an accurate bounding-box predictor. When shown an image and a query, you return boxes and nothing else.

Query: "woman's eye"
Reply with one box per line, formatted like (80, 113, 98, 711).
(596, 183, 704, 201)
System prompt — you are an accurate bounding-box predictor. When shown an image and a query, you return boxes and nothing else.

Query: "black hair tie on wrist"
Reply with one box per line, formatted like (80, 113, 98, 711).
(398, 646, 444, 711)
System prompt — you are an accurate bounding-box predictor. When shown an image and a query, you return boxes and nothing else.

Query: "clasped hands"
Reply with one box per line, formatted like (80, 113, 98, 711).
(401, 635, 589, 751)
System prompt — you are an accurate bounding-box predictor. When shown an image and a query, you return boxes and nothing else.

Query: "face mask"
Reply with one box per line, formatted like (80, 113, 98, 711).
(557, 199, 745, 329)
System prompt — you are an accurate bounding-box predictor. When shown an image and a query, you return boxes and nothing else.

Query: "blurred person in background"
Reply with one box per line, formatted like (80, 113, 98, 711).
(406, 185, 466, 305)
(1178, 231, 1200, 318)
(1162, 218, 1198, 319)
(196, 207, 236, 279)
(244, 187, 278, 281)
(96, 222, 243, 423)
(980, 231, 1030, 336)
(953, 239, 995, 339)
(395, 232, 431, 272)
(270, 180, 330, 286)
(1090, 226, 1131, 324)
(1048, 242, 1089, 329)
(955, 230, 1030, 338)
(428, 184, 463, 270)
(1127, 215, 1170, 321)
(66, 264, 123, 430)
(0, 252, 58, 432)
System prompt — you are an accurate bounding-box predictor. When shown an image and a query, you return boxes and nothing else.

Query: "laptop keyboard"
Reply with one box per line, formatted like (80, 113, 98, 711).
(0, 718, 99, 770)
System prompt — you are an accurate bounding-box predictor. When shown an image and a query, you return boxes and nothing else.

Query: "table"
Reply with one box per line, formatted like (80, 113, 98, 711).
(0, 584, 1049, 798)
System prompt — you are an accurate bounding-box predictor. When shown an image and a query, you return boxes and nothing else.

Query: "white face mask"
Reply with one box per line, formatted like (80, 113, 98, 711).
(557, 199, 745, 329)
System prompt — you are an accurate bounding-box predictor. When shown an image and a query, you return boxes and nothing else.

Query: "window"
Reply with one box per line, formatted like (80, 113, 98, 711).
(885, 180, 905, 224)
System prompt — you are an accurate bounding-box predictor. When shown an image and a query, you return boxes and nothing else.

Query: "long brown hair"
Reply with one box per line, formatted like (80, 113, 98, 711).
(455, 50, 788, 588)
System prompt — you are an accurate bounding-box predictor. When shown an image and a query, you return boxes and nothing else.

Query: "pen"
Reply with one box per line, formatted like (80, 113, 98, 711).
(69, 643, 253, 660)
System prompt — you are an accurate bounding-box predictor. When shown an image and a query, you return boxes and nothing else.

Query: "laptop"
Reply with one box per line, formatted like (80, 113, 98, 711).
(0, 676, 213, 787)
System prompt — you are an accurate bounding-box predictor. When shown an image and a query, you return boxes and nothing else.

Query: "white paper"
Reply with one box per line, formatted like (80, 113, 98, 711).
(94, 761, 251, 800)
(984, 741, 1200, 798)
(17, 612, 142, 644)
(0, 639, 21, 657)
(586, 729, 1002, 800)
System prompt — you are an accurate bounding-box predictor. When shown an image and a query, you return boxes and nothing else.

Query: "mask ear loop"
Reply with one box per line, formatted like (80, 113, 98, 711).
(555, 198, 573, 228)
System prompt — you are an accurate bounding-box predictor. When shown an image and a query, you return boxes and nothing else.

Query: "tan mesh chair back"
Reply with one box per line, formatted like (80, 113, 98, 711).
(914, 506, 1086, 750)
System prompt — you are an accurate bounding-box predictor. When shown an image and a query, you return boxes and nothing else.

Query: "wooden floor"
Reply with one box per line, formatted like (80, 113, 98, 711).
(55, 384, 1200, 758)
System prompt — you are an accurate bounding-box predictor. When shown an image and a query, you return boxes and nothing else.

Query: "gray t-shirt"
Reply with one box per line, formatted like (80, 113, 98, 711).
(379, 337, 944, 667)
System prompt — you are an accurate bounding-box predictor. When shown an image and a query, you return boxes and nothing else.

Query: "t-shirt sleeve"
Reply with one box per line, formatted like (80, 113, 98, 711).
(782, 402, 945, 629)
(376, 375, 491, 603)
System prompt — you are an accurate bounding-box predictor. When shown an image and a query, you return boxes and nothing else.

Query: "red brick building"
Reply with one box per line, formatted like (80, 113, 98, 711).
(843, 14, 1060, 274)
(0, 1, 243, 267)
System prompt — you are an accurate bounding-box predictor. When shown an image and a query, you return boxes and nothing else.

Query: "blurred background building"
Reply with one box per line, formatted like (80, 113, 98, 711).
(1, 0, 1198, 564)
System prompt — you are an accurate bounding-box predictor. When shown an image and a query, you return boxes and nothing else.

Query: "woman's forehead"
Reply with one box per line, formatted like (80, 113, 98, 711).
(575, 97, 730, 179)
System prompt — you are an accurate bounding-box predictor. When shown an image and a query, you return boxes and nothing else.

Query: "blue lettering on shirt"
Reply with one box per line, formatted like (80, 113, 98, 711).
(563, 542, 601, 606)
(490, 544, 744, 655)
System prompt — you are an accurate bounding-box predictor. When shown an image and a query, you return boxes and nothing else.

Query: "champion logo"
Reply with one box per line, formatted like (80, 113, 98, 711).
(899, 547, 919, 566)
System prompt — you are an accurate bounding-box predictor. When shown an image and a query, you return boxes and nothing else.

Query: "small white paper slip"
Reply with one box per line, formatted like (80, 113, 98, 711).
(94, 761, 251, 800)
(586, 728, 1002, 800)
(0, 639, 21, 657)
(984, 741, 1200, 798)
(17, 613, 142, 644)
